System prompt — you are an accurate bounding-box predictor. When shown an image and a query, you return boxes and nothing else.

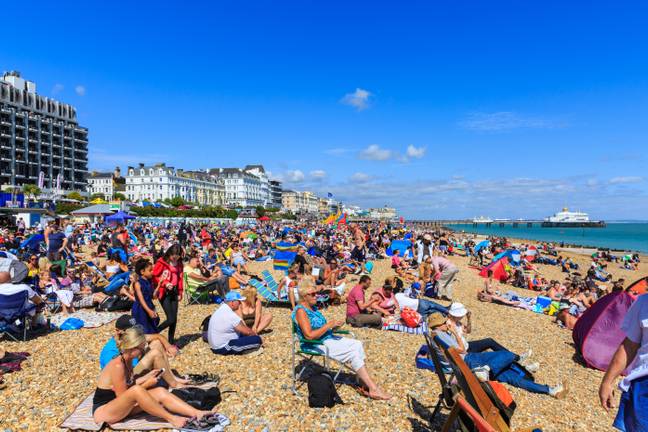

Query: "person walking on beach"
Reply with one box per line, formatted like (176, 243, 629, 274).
(153, 244, 183, 344)
(430, 255, 459, 301)
(131, 259, 159, 335)
(599, 293, 648, 431)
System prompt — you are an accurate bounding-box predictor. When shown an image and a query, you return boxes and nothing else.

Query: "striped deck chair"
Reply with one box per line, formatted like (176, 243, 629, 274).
(84, 261, 108, 282)
(248, 279, 281, 304)
(261, 270, 281, 293)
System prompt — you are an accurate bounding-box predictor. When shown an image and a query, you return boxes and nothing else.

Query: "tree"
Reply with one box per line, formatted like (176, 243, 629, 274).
(90, 193, 106, 201)
(66, 191, 84, 201)
(166, 196, 188, 207)
(255, 206, 266, 218)
(113, 192, 127, 201)
(22, 184, 41, 201)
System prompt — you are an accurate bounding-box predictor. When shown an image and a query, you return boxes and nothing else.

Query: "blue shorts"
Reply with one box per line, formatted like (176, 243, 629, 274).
(614, 375, 648, 432)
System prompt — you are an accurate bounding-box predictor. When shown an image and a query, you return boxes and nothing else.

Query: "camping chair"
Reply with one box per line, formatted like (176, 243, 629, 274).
(425, 332, 461, 423)
(442, 347, 541, 432)
(84, 261, 109, 283)
(182, 273, 212, 305)
(0, 291, 36, 342)
(291, 321, 356, 395)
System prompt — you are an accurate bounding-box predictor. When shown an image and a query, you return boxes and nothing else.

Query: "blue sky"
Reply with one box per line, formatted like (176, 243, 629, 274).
(3, 1, 648, 219)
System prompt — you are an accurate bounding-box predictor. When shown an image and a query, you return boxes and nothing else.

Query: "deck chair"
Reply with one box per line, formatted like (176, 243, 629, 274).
(442, 347, 541, 432)
(0, 291, 36, 341)
(182, 272, 212, 305)
(249, 278, 289, 306)
(425, 332, 461, 423)
(261, 270, 281, 293)
(291, 321, 356, 395)
(84, 261, 109, 282)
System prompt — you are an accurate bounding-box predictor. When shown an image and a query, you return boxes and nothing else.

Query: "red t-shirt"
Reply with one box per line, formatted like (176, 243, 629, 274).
(346, 284, 365, 318)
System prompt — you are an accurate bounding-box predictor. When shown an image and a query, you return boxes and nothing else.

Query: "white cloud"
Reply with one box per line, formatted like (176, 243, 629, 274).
(75, 85, 86, 96)
(52, 83, 64, 95)
(609, 176, 643, 185)
(285, 170, 305, 183)
(310, 170, 327, 180)
(350, 172, 371, 183)
(359, 144, 393, 161)
(340, 88, 372, 111)
(406, 145, 426, 159)
(459, 111, 561, 132)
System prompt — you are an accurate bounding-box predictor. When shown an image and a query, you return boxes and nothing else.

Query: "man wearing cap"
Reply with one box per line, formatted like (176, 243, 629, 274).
(207, 291, 262, 355)
(0, 259, 44, 326)
(98, 314, 187, 388)
(429, 255, 459, 301)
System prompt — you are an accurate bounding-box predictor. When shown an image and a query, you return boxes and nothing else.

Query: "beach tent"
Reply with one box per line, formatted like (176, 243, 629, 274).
(479, 257, 510, 282)
(20, 233, 44, 251)
(105, 210, 136, 224)
(627, 276, 648, 296)
(525, 246, 538, 262)
(490, 249, 521, 266)
(386, 239, 412, 256)
(572, 290, 637, 372)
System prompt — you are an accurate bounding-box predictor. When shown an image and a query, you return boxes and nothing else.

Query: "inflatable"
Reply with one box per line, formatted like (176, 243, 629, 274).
(387, 240, 412, 257)
(572, 290, 636, 372)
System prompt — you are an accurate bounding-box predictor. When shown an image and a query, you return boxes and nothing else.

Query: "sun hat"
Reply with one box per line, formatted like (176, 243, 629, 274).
(448, 302, 468, 318)
(224, 291, 246, 302)
(427, 313, 446, 329)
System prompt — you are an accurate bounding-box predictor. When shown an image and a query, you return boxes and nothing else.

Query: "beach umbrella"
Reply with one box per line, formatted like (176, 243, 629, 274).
(257, 215, 270, 222)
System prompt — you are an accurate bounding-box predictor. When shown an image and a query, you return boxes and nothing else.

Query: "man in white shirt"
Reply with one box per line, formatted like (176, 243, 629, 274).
(600, 294, 648, 431)
(207, 291, 262, 355)
(394, 282, 449, 318)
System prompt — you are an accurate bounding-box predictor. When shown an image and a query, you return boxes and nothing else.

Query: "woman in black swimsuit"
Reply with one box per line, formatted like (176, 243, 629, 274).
(92, 327, 215, 428)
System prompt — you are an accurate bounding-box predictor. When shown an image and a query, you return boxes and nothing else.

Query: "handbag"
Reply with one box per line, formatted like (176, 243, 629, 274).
(401, 307, 422, 328)
(307, 372, 343, 408)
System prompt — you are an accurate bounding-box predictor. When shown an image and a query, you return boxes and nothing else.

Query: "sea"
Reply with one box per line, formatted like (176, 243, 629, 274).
(447, 222, 648, 253)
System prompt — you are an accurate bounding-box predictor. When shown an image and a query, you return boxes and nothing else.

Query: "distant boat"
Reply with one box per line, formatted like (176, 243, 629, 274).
(472, 216, 494, 224)
(542, 208, 606, 228)
(494, 218, 511, 222)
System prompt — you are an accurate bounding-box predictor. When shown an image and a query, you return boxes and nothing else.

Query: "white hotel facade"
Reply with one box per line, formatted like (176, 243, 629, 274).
(124, 163, 225, 206)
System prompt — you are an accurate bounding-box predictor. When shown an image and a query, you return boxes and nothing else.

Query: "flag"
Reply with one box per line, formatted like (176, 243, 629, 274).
(273, 249, 297, 271)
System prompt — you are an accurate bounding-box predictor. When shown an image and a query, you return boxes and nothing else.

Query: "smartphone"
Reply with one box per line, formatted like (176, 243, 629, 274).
(155, 368, 165, 377)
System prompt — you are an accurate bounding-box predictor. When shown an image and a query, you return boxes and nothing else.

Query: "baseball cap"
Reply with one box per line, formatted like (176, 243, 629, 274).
(115, 314, 137, 330)
(224, 291, 246, 302)
(448, 302, 468, 318)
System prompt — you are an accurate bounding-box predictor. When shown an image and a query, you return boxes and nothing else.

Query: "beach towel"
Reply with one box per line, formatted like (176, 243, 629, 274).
(382, 321, 429, 335)
(60, 382, 226, 431)
(50, 310, 122, 329)
(0, 351, 30, 373)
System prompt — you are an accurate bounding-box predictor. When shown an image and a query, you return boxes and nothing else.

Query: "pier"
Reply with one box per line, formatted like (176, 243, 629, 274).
(406, 219, 606, 228)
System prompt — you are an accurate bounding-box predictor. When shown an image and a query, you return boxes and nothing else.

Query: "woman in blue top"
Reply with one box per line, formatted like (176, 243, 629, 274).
(293, 279, 391, 400)
(131, 259, 159, 335)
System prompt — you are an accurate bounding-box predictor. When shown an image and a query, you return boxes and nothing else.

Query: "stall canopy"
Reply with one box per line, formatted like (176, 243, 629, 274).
(105, 210, 136, 224)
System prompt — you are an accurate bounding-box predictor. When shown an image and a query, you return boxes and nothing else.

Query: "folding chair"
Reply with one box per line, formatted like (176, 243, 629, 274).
(261, 270, 281, 293)
(424, 332, 461, 423)
(442, 347, 542, 432)
(182, 273, 212, 305)
(0, 291, 36, 342)
(248, 279, 290, 306)
(291, 321, 356, 395)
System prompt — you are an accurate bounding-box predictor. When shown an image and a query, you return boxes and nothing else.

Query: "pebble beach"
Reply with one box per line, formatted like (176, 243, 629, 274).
(1, 247, 645, 432)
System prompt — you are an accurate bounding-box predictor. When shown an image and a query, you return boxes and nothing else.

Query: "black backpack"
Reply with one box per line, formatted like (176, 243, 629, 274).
(171, 386, 222, 410)
(307, 372, 343, 408)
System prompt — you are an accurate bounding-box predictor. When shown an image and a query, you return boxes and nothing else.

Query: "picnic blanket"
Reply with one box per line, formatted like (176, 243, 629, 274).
(50, 311, 122, 329)
(60, 382, 227, 431)
(382, 321, 429, 335)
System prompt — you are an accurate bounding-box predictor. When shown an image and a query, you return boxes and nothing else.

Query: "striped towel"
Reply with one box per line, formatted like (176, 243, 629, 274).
(382, 321, 429, 335)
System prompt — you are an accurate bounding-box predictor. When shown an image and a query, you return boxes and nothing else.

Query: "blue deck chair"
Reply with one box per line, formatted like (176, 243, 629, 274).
(248, 279, 283, 304)
(261, 270, 281, 293)
(0, 291, 36, 341)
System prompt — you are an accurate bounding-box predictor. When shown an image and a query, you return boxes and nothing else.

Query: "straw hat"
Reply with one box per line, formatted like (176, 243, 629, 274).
(427, 313, 446, 329)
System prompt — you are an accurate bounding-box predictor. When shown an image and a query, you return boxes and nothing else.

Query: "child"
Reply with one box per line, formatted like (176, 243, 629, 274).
(131, 259, 159, 334)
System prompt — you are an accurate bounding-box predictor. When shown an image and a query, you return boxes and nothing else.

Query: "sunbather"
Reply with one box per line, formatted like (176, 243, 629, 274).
(293, 280, 391, 400)
(93, 326, 215, 428)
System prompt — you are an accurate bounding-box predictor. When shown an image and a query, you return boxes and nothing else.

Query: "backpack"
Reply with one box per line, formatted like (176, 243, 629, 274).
(171, 386, 222, 410)
(97, 295, 133, 312)
(307, 372, 343, 408)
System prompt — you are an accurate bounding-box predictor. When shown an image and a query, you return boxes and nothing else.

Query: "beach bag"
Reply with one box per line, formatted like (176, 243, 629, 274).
(97, 295, 133, 312)
(401, 307, 422, 328)
(59, 317, 84, 331)
(171, 386, 221, 410)
(307, 372, 343, 408)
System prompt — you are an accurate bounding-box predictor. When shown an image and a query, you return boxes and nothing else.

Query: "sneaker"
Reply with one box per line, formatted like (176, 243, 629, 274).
(245, 347, 264, 357)
(524, 362, 540, 373)
(472, 366, 490, 382)
(519, 349, 533, 364)
(549, 382, 568, 399)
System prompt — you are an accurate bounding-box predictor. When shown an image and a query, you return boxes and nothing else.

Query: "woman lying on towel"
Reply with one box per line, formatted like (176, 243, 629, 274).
(477, 270, 521, 307)
(93, 326, 217, 428)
